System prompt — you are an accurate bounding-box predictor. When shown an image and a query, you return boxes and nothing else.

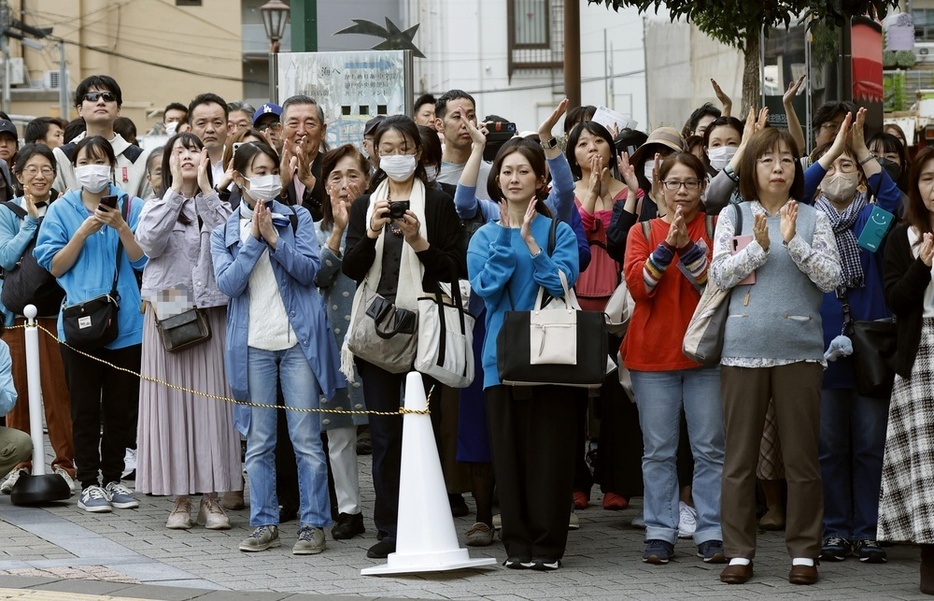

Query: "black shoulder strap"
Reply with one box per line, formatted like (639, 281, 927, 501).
(547, 217, 558, 256)
(289, 205, 298, 234)
(123, 144, 143, 163)
(110, 199, 128, 297)
(2, 200, 27, 219)
(733, 202, 743, 235)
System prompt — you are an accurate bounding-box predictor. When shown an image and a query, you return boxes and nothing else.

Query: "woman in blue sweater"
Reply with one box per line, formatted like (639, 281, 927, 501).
(467, 138, 579, 571)
(807, 109, 901, 565)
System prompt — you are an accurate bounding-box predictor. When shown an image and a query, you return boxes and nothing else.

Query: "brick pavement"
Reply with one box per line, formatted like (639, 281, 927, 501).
(0, 436, 930, 600)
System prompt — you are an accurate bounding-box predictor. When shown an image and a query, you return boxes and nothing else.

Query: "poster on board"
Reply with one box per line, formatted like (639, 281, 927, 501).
(274, 50, 414, 151)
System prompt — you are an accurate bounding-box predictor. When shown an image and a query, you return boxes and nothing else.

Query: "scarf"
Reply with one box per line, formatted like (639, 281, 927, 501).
(340, 178, 427, 381)
(815, 191, 868, 292)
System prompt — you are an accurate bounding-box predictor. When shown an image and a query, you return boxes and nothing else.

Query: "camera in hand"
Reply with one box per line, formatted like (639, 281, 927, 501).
(389, 200, 410, 219)
(100, 195, 118, 210)
(483, 121, 517, 162)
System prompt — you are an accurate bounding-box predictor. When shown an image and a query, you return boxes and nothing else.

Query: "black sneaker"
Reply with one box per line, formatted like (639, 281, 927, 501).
(449, 493, 469, 518)
(820, 536, 851, 562)
(529, 559, 561, 571)
(854, 539, 887, 563)
(697, 540, 726, 563)
(366, 539, 395, 559)
(331, 512, 365, 540)
(642, 539, 674, 564)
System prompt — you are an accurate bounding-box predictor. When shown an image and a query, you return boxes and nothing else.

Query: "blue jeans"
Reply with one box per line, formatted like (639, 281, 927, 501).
(631, 367, 724, 545)
(819, 387, 888, 540)
(245, 345, 330, 528)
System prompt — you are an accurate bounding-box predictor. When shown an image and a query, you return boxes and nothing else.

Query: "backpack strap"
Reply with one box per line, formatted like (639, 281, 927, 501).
(59, 142, 77, 162)
(123, 144, 143, 163)
(2, 200, 27, 219)
(289, 205, 298, 235)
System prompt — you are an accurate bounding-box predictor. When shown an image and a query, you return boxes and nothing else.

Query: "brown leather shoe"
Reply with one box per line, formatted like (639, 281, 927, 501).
(719, 562, 754, 584)
(788, 564, 819, 585)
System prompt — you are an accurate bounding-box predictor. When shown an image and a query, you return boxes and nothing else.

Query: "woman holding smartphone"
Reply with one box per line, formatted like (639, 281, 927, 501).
(35, 135, 147, 514)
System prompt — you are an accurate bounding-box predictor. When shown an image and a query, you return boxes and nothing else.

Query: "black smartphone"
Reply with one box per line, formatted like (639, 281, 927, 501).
(483, 121, 517, 162)
(100, 195, 118, 210)
(389, 200, 410, 219)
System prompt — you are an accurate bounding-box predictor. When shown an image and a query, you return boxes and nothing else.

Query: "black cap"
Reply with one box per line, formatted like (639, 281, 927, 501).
(364, 115, 386, 136)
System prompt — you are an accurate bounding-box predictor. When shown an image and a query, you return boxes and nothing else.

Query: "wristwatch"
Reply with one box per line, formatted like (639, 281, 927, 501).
(540, 137, 558, 150)
(723, 164, 739, 183)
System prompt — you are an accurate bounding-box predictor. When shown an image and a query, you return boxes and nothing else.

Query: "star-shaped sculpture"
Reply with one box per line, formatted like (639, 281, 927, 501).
(335, 17, 426, 58)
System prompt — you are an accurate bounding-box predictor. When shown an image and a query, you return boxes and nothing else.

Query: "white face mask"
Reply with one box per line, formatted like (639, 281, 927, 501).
(820, 171, 859, 203)
(381, 155, 417, 182)
(243, 174, 280, 202)
(74, 164, 112, 193)
(708, 145, 738, 171)
(643, 162, 655, 184)
(165, 121, 178, 136)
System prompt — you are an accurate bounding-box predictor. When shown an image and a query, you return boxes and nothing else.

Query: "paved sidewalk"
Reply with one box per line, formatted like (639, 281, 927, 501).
(0, 443, 929, 600)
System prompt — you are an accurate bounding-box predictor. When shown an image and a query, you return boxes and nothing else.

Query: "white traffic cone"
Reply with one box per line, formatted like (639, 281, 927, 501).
(361, 372, 496, 575)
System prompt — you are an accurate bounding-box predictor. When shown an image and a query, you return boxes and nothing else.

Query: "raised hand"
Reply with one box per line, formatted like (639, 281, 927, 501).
(538, 97, 569, 141)
(332, 198, 349, 231)
(711, 78, 732, 116)
(197, 148, 212, 195)
(169, 152, 183, 192)
(782, 75, 806, 106)
(921, 232, 934, 267)
(850, 107, 869, 155)
(23, 193, 38, 219)
(519, 197, 537, 244)
(498, 199, 510, 228)
(755, 107, 770, 133)
(780, 200, 798, 244)
(466, 119, 486, 149)
(665, 206, 688, 247)
(618, 151, 639, 192)
(753, 212, 769, 251)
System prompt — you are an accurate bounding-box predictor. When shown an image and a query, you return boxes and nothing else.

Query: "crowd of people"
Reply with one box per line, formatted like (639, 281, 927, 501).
(0, 72, 932, 592)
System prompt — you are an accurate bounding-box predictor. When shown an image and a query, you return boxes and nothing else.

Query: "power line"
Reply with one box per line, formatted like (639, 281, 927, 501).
(461, 68, 645, 95)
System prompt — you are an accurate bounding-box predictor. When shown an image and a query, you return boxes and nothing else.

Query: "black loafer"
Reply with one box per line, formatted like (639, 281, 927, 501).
(367, 539, 396, 559)
(332, 512, 365, 540)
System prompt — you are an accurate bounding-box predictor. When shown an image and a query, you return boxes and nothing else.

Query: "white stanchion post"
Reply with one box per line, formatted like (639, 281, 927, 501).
(23, 304, 45, 476)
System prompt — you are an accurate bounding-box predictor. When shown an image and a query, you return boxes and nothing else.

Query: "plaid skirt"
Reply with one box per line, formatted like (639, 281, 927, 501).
(878, 317, 934, 543)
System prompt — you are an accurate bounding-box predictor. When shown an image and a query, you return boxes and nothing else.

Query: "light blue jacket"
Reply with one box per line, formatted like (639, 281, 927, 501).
(0, 196, 43, 325)
(210, 200, 344, 433)
(467, 216, 580, 388)
(0, 339, 16, 417)
(34, 186, 147, 350)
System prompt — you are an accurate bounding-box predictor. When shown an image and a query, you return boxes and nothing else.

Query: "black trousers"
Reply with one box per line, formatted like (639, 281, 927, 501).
(61, 344, 141, 489)
(486, 384, 576, 562)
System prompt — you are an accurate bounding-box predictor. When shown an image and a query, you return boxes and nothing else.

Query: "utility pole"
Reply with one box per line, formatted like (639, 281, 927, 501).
(1, 0, 10, 114)
(291, 0, 317, 52)
(58, 41, 67, 120)
(564, 0, 580, 108)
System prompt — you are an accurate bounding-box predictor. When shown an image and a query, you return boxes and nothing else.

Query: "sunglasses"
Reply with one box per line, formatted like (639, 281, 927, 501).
(83, 91, 117, 103)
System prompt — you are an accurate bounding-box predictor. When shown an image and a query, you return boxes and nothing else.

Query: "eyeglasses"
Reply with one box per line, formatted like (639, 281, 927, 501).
(257, 121, 282, 132)
(827, 159, 857, 174)
(83, 91, 117, 103)
(757, 156, 797, 169)
(661, 179, 701, 191)
(21, 166, 54, 176)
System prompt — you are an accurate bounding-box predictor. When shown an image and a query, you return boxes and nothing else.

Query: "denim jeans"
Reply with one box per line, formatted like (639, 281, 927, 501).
(631, 367, 724, 545)
(819, 387, 888, 540)
(245, 345, 330, 528)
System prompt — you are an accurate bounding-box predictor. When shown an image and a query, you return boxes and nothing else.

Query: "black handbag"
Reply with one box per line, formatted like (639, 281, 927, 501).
(155, 307, 211, 352)
(842, 295, 897, 398)
(62, 204, 125, 350)
(0, 202, 65, 316)
(496, 219, 608, 388)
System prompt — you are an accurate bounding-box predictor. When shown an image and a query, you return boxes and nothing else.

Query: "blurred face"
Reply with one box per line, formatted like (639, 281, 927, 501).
(190, 102, 228, 155)
(917, 157, 934, 215)
(77, 86, 120, 126)
(755, 142, 796, 197)
(498, 150, 544, 203)
(885, 126, 907, 148)
(282, 103, 326, 154)
(573, 129, 612, 172)
(43, 124, 64, 148)
(172, 139, 203, 181)
(660, 162, 704, 220)
(0, 133, 17, 163)
(694, 115, 716, 136)
(164, 108, 186, 126)
(228, 110, 252, 135)
(146, 155, 162, 195)
(325, 155, 367, 204)
(16, 154, 54, 199)
(435, 98, 476, 150)
(816, 114, 846, 147)
(707, 125, 741, 149)
(415, 102, 435, 127)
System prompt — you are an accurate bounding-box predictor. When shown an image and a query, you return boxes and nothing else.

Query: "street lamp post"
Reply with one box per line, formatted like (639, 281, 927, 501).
(260, 0, 290, 54)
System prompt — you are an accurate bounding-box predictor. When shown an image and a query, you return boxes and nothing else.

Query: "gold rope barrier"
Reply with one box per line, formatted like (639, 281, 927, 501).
(11, 322, 430, 416)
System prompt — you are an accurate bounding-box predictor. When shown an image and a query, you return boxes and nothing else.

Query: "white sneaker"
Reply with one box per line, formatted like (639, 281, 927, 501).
(678, 501, 697, 539)
(197, 496, 231, 530)
(53, 467, 77, 495)
(0, 467, 28, 494)
(166, 497, 193, 529)
(631, 513, 646, 529)
(568, 512, 580, 530)
(122, 448, 137, 479)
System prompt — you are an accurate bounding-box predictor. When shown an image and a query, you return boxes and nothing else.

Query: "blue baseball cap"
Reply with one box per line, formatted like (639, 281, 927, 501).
(252, 102, 282, 126)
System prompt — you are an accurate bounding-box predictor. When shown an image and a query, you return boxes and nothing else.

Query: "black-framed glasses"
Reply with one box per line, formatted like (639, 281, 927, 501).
(83, 91, 117, 103)
(257, 121, 282, 132)
(661, 180, 701, 191)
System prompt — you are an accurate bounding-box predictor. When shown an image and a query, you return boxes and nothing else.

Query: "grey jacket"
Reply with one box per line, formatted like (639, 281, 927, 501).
(136, 189, 231, 310)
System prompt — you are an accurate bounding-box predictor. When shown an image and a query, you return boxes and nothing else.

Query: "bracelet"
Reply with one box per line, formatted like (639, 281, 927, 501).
(369, 222, 382, 233)
(859, 154, 876, 166)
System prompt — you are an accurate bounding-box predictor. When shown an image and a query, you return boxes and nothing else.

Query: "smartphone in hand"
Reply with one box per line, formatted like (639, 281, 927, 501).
(99, 195, 118, 210)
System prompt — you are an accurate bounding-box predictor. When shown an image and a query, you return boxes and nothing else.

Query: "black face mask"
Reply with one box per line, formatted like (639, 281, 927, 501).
(876, 157, 901, 184)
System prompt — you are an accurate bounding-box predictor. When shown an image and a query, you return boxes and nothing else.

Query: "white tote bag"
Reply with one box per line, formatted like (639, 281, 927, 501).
(415, 281, 475, 388)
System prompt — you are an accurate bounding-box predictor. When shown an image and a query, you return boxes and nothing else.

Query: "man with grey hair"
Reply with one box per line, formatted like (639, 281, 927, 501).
(227, 100, 257, 135)
(278, 95, 327, 220)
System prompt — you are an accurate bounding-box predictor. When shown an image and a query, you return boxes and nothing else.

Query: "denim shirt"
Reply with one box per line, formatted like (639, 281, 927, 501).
(0, 196, 42, 325)
(210, 200, 344, 435)
(34, 185, 148, 350)
(0, 340, 16, 417)
(136, 188, 231, 311)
